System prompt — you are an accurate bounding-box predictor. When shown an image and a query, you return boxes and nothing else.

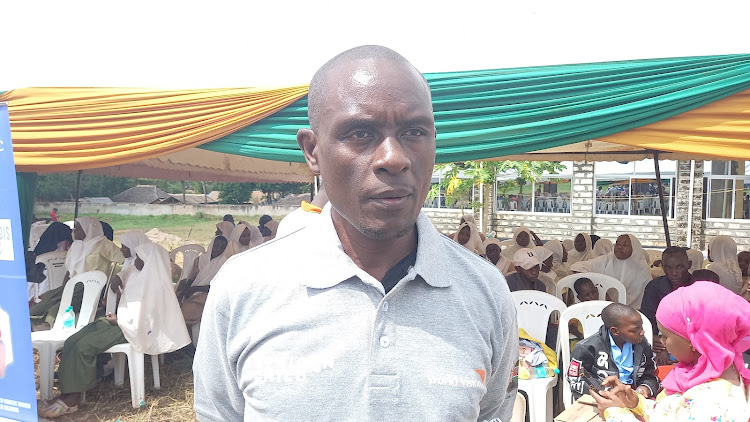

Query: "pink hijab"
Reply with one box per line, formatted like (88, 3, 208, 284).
(656, 281, 750, 394)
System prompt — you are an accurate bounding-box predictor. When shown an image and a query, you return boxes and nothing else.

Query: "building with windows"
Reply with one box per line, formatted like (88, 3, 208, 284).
(424, 160, 749, 250)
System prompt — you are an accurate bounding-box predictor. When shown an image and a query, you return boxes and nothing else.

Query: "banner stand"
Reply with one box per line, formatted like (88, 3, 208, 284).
(0, 102, 38, 421)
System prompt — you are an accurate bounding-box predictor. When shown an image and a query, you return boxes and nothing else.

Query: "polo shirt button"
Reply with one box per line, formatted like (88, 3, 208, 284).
(379, 336, 390, 348)
(382, 301, 389, 311)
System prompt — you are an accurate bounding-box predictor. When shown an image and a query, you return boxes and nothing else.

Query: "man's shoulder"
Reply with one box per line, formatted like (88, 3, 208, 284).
(644, 275, 670, 292)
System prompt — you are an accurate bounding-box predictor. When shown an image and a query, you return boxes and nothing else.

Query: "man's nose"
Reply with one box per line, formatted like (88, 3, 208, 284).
(373, 136, 410, 174)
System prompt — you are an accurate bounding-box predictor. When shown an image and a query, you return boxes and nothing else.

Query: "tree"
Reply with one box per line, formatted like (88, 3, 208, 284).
(427, 160, 566, 231)
(219, 182, 255, 204)
(255, 183, 310, 204)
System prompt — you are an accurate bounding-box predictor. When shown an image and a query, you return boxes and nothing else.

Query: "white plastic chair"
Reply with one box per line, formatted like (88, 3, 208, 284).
(31, 270, 108, 400)
(102, 287, 161, 408)
(556, 272, 627, 304)
(36, 250, 68, 291)
(63, 220, 75, 229)
(559, 301, 653, 408)
(28, 223, 50, 251)
(511, 290, 566, 422)
(170, 244, 205, 277)
(539, 276, 556, 295)
(511, 392, 526, 422)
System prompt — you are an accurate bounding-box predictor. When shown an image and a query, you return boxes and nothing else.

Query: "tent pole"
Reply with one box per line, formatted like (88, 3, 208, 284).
(202, 181, 208, 204)
(653, 153, 671, 247)
(74, 170, 83, 219)
(182, 181, 187, 203)
(686, 160, 695, 248)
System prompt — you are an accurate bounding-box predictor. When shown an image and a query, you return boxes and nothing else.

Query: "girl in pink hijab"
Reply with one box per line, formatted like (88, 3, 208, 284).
(591, 281, 750, 421)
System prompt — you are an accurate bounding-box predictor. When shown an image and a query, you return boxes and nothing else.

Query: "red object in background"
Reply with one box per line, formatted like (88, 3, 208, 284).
(50, 210, 58, 222)
(655, 365, 675, 382)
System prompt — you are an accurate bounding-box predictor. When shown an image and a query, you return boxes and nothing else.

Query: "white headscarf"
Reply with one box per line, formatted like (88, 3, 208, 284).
(707, 236, 744, 294)
(453, 222, 484, 255)
(533, 245, 556, 284)
(567, 233, 593, 264)
(562, 239, 575, 254)
(192, 235, 232, 287)
(501, 226, 533, 259)
(119, 230, 150, 271)
(591, 238, 613, 259)
(483, 238, 513, 275)
(216, 221, 235, 238)
(117, 242, 190, 355)
(590, 234, 652, 309)
(686, 249, 704, 272)
(543, 239, 571, 279)
(64, 217, 106, 277)
(228, 223, 264, 255)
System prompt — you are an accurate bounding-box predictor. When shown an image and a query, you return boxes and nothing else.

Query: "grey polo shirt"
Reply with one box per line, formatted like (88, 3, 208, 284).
(193, 204, 518, 422)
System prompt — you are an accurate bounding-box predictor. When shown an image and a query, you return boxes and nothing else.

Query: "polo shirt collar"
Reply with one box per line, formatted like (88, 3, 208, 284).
(300, 203, 452, 290)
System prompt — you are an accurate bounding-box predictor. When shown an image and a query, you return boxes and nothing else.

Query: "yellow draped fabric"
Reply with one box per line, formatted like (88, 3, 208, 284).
(0, 86, 309, 172)
(599, 88, 750, 160)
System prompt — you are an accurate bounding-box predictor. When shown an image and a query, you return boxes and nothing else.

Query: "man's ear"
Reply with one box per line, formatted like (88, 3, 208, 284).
(297, 128, 321, 176)
(609, 326, 619, 337)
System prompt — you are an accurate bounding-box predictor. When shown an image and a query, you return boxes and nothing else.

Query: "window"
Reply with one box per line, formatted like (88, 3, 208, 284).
(704, 161, 749, 219)
(424, 177, 476, 209)
(496, 177, 572, 213)
(594, 160, 676, 217)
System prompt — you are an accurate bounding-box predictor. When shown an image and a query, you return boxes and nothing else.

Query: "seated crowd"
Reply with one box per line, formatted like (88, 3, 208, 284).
(24, 207, 309, 418)
(448, 215, 750, 420)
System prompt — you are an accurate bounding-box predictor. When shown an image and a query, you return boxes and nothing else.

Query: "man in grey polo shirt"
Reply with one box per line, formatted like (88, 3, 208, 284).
(193, 45, 519, 421)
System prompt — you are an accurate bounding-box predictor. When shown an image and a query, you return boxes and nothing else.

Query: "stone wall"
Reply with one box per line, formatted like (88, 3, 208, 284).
(703, 220, 750, 250)
(422, 208, 466, 234)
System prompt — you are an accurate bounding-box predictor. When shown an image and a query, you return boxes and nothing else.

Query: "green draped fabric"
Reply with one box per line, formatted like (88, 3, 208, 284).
(16, 172, 38, 250)
(201, 54, 750, 163)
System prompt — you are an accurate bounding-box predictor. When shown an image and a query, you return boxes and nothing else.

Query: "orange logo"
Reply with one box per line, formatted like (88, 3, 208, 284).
(474, 369, 486, 384)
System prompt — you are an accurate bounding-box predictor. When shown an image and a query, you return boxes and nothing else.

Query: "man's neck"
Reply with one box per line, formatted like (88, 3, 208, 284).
(331, 210, 418, 282)
(668, 275, 690, 290)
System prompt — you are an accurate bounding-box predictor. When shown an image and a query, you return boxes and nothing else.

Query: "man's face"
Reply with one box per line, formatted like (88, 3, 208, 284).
(613, 313, 645, 345)
(517, 265, 540, 282)
(738, 252, 750, 276)
(299, 59, 436, 240)
(574, 234, 586, 252)
(576, 281, 599, 302)
(662, 253, 691, 286)
(486, 244, 501, 264)
(614, 235, 633, 260)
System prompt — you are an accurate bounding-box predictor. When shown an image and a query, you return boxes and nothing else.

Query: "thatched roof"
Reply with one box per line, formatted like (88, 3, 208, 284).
(112, 185, 170, 204)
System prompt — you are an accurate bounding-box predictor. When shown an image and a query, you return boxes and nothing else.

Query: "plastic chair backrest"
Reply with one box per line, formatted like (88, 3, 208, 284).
(51, 270, 108, 331)
(559, 301, 653, 408)
(29, 224, 50, 251)
(63, 220, 75, 229)
(511, 290, 567, 342)
(540, 276, 556, 295)
(36, 250, 68, 291)
(556, 272, 626, 304)
(170, 244, 206, 275)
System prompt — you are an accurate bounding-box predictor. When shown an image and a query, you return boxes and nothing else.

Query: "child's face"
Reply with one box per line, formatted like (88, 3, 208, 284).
(576, 282, 599, 302)
(612, 313, 644, 345)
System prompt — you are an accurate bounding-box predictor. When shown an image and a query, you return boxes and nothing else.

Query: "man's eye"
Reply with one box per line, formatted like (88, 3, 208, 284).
(403, 129, 425, 137)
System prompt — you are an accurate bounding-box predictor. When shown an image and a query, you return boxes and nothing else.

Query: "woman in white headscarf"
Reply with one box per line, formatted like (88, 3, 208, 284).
(706, 235, 744, 294)
(41, 242, 190, 418)
(543, 239, 571, 280)
(453, 222, 484, 255)
(562, 239, 575, 254)
(686, 249, 704, 272)
(589, 234, 652, 309)
(31, 217, 124, 329)
(180, 235, 233, 325)
(483, 238, 513, 276)
(533, 245, 557, 286)
(590, 238, 613, 259)
(118, 230, 150, 271)
(501, 226, 537, 259)
(567, 233, 593, 265)
(228, 223, 264, 255)
(215, 221, 235, 238)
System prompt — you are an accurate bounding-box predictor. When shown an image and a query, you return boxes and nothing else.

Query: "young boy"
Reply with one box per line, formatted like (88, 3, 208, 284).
(505, 248, 546, 292)
(568, 278, 599, 343)
(567, 303, 659, 400)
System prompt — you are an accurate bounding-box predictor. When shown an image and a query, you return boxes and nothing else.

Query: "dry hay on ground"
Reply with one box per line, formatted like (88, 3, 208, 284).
(35, 347, 198, 422)
(144, 229, 185, 252)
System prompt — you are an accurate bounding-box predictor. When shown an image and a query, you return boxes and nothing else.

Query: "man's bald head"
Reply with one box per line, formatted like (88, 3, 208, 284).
(307, 45, 431, 132)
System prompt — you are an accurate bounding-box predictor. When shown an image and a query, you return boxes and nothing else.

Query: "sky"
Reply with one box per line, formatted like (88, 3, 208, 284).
(2, 1, 749, 90)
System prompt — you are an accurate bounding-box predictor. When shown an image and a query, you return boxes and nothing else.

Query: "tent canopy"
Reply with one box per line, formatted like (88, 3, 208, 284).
(2, 54, 750, 181)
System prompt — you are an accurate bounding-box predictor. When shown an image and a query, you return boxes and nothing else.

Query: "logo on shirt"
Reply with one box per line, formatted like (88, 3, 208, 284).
(427, 369, 486, 388)
(568, 358, 581, 378)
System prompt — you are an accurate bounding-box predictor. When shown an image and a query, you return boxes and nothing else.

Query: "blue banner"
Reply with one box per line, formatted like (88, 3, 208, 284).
(0, 103, 38, 421)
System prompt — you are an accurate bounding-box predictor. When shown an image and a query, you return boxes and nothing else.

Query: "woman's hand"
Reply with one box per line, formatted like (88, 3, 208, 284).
(592, 376, 640, 409)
